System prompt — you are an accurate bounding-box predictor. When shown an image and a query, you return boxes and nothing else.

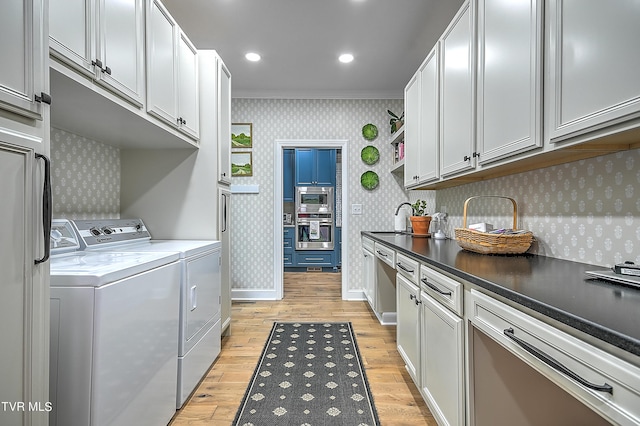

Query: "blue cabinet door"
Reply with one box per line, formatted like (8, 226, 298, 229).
(315, 149, 336, 186)
(295, 148, 336, 186)
(283, 149, 295, 201)
(295, 148, 315, 185)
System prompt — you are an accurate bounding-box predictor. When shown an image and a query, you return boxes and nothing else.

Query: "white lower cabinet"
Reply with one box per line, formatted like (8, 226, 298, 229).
(396, 254, 421, 385)
(362, 247, 375, 308)
(419, 265, 465, 426)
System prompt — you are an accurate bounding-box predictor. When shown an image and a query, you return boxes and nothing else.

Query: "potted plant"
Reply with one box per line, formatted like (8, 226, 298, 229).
(409, 199, 432, 235)
(387, 109, 404, 134)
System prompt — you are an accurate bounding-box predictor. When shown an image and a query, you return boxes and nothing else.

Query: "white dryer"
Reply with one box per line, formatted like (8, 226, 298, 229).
(49, 220, 181, 426)
(72, 219, 222, 408)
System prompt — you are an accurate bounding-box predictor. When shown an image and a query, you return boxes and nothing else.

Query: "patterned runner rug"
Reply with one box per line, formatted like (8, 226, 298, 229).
(233, 322, 380, 426)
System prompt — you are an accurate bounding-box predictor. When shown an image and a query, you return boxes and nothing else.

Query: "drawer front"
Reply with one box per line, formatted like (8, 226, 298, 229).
(283, 236, 293, 249)
(283, 248, 294, 266)
(468, 289, 640, 426)
(374, 242, 396, 268)
(284, 227, 294, 238)
(396, 252, 420, 283)
(362, 236, 375, 252)
(296, 252, 333, 266)
(420, 265, 463, 316)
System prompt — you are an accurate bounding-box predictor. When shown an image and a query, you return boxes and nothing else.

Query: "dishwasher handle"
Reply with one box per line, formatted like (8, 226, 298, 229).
(503, 328, 613, 394)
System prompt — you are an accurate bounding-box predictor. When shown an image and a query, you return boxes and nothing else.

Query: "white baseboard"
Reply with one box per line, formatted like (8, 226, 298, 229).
(231, 288, 279, 300)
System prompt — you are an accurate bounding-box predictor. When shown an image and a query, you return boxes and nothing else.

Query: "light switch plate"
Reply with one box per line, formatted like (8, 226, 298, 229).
(351, 204, 363, 215)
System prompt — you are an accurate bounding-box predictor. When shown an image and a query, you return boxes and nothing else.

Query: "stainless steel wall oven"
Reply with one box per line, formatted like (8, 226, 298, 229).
(295, 187, 334, 250)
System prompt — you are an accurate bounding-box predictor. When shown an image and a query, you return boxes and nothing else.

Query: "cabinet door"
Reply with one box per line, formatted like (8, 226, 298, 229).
(546, 0, 640, 144)
(421, 292, 464, 426)
(440, 1, 475, 178)
(49, 0, 94, 76)
(295, 148, 315, 185)
(0, 139, 49, 426)
(217, 57, 232, 184)
(95, 0, 145, 106)
(477, 0, 542, 164)
(146, 0, 178, 127)
(417, 45, 439, 184)
(396, 273, 421, 385)
(177, 31, 199, 139)
(314, 149, 336, 186)
(218, 188, 231, 334)
(362, 248, 375, 308)
(283, 149, 295, 202)
(403, 72, 420, 188)
(0, 0, 46, 119)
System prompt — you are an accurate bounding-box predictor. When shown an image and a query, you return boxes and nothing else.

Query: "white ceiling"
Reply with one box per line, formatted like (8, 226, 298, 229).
(161, 0, 464, 99)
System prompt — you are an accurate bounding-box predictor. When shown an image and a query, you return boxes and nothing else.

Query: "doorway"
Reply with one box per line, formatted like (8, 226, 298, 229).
(274, 140, 349, 300)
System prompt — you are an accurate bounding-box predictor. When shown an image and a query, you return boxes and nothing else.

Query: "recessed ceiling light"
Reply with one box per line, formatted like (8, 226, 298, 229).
(245, 52, 261, 62)
(339, 53, 354, 63)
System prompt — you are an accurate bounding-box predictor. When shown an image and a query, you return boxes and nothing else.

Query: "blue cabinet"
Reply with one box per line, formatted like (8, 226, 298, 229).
(295, 251, 334, 266)
(295, 148, 336, 186)
(283, 227, 294, 266)
(283, 149, 295, 202)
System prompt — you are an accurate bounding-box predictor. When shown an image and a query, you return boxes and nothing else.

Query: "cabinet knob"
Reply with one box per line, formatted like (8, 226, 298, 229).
(464, 155, 471, 162)
(104, 65, 112, 75)
(473, 152, 480, 158)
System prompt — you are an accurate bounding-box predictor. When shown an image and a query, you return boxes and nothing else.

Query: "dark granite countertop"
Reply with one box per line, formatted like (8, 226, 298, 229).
(362, 231, 640, 359)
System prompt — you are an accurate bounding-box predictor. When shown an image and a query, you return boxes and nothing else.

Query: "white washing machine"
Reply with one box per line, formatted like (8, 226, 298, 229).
(72, 219, 222, 408)
(49, 220, 181, 426)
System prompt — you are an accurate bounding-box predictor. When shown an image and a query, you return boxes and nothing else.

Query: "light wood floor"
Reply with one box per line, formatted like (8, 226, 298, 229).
(170, 272, 435, 425)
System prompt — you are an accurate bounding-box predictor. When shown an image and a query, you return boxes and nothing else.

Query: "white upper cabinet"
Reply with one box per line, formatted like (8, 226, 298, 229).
(49, 0, 94, 75)
(217, 56, 232, 184)
(403, 72, 420, 188)
(147, 0, 199, 140)
(546, 0, 640, 145)
(96, 0, 145, 105)
(476, 0, 543, 164)
(147, 0, 178, 126)
(0, 0, 47, 119)
(417, 45, 439, 184)
(404, 45, 440, 190)
(440, 0, 475, 178)
(50, 0, 145, 106)
(178, 31, 199, 139)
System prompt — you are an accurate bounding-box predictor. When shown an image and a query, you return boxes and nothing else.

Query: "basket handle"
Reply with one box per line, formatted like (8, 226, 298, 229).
(462, 196, 518, 229)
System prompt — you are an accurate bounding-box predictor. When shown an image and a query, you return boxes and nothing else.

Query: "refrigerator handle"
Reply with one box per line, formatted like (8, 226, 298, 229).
(34, 153, 52, 265)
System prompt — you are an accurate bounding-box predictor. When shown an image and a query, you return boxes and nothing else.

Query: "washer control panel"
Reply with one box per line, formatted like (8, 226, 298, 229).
(72, 219, 151, 249)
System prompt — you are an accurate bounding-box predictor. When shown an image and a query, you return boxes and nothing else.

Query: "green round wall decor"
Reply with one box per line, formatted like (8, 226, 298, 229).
(360, 145, 380, 165)
(361, 171, 379, 190)
(362, 123, 378, 141)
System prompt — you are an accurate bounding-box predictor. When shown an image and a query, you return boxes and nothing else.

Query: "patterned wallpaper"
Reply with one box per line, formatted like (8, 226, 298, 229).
(230, 99, 429, 292)
(437, 149, 640, 268)
(50, 127, 120, 220)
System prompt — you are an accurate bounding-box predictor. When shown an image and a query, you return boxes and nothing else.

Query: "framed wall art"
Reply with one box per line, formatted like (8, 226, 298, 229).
(231, 151, 253, 176)
(231, 123, 253, 148)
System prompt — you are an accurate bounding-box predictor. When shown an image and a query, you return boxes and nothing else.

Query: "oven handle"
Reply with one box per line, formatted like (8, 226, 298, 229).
(35, 153, 52, 265)
(503, 328, 613, 394)
(296, 219, 334, 224)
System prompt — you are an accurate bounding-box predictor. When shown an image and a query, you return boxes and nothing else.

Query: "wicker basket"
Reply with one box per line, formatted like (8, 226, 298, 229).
(454, 196, 533, 255)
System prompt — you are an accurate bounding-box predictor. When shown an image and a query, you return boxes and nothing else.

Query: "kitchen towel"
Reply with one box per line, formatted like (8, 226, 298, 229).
(309, 221, 320, 239)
